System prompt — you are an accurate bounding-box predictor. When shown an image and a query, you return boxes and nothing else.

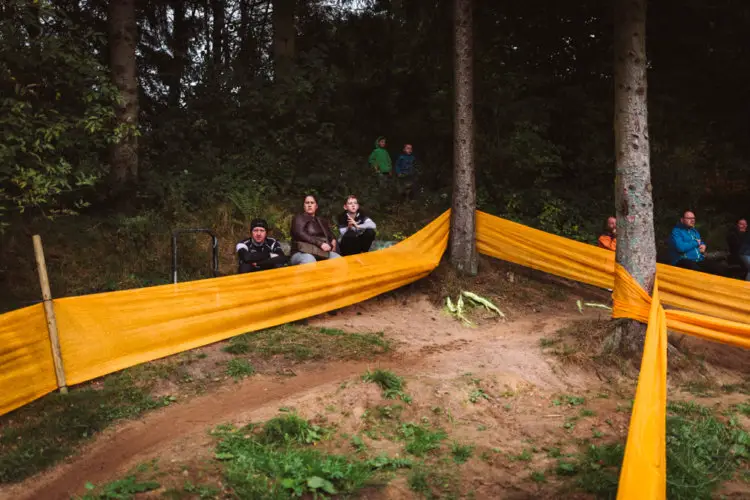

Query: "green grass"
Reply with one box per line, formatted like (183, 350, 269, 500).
(213, 415, 404, 498)
(556, 400, 749, 500)
(398, 422, 447, 457)
(450, 442, 474, 464)
(225, 358, 255, 379)
(76, 475, 160, 499)
(362, 369, 411, 402)
(233, 325, 390, 361)
(408, 466, 460, 499)
(0, 371, 170, 484)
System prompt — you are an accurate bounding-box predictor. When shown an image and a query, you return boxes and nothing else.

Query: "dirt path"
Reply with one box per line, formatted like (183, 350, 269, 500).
(0, 295, 607, 500)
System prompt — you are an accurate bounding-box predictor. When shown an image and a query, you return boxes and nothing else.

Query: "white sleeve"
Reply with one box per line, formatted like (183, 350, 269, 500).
(236, 242, 249, 252)
(339, 226, 349, 236)
(359, 217, 376, 230)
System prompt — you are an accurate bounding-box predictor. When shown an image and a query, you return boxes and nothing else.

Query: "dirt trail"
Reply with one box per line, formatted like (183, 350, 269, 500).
(0, 295, 602, 500)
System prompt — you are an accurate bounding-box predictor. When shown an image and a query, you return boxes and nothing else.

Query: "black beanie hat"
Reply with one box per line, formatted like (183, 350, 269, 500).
(250, 218, 268, 231)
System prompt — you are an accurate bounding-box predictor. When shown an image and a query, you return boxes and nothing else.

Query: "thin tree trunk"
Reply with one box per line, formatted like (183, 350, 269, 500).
(167, 0, 189, 108)
(613, 0, 656, 354)
(211, 0, 225, 69)
(449, 0, 478, 275)
(108, 0, 139, 187)
(272, 0, 295, 80)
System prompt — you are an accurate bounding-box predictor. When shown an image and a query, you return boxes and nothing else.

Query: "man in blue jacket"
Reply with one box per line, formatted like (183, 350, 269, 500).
(668, 210, 715, 273)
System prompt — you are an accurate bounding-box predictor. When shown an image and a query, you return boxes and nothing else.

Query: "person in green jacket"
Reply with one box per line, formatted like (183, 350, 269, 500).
(368, 136, 393, 176)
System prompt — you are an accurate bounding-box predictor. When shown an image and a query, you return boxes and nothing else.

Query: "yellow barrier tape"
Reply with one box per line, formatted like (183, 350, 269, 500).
(615, 273, 667, 500)
(52, 211, 449, 386)
(1, 208, 749, 499)
(0, 304, 57, 415)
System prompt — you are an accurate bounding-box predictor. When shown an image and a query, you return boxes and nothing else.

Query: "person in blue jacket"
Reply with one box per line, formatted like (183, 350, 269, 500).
(668, 210, 717, 274)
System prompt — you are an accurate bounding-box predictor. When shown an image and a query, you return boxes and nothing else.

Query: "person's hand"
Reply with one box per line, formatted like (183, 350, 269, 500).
(321, 243, 332, 252)
(331, 239, 337, 251)
(699, 244, 706, 253)
(612, 228, 617, 236)
(347, 215, 358, 228)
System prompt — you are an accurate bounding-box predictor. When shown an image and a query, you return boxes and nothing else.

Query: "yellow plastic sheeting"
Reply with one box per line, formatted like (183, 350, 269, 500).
(0, 304, 58, 415)
(657, 263, 750, 325)
(52, 211, 449, 386)
(476, 210, 616, 290)
(616, 275, 667, 500)
(477, 210, 750, 328)
(613, 265, 750, 349)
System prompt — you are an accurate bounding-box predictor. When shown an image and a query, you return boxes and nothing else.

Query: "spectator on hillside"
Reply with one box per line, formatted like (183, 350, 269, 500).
(727, 218, 748, 268)
(395, 144, 416, 177)
(668, 210, 718, 274)
(738, 231, 750, 281)
(290, 194, 341, 265)
(337, 195, 376, 256)
(597, 216, 617, 251)
(368, 136, 392, 181)
(236, 219, 286, 274)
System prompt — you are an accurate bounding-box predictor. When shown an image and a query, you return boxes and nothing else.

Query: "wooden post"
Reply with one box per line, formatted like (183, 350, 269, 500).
(32, 235, 68, 394)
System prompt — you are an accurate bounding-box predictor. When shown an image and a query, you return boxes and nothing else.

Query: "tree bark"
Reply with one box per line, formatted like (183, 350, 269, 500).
(613, 0, 656, 354)
(272, 0, 295, 80)
(108, 0, 139, 187)
(211, 0, 226, 69)
(167, 0, 189, 108)
(449, 0, 478, 275)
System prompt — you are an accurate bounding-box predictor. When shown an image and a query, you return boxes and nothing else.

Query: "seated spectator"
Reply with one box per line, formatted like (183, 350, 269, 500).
(727, 218, 748, 267)
(236, 219, 286, 274)
(290, 195, 341, 265)
(337, 195, 376, 256)
(739, 232, 750, 281)
(668, 210, 719, 274)
(597, 216, 617, 251)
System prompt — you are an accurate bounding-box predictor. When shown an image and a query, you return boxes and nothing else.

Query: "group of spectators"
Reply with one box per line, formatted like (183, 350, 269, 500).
(598, 211, 750, 281)
(235, 194, 377, 274)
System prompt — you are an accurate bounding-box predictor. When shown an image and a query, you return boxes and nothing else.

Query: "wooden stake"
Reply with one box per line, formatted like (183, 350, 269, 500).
(33, 235, 68, 394)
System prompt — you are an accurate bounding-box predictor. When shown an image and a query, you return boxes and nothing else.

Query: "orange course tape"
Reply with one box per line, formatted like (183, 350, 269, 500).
(0, 209, 749, 499)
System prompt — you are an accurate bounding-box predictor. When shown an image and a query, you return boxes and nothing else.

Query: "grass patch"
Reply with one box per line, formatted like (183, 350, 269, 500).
(236, 325, 390, 361)
(77, 475, 160, 499)
(362, 369, 411, 402)
(0, 371, 170, 484)
(408, 465, 460, 499)
(225, 358, 255, 379)
(213, 415, 407, 498)
(450, 442, 474, 464)
(398, 422, 447, 457)
(557, 401, 750, 499)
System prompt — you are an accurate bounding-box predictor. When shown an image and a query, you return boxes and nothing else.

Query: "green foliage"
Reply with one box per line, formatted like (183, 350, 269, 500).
(77, 475, 160, 499)
(225, 359, 255, 379)
(362, 369, 411, 402)
(0, 1, 123, 226)
(397, 422, 447, 457)
(0, 371, 168, 483)
(450, 442, 474, 464)
(213, 421, 374, 499)
(237, 325, 390, 361)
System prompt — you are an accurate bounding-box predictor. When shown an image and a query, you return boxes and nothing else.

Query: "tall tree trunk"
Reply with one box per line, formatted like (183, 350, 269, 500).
(167, 0, 189, 108)
(108, 0, 139, 187)
(272, 0, 295, 80)
(211, 0, 225, 69)
(237, 0, 258, 82)
(613, 0, 656, 354)
(449, 0, 478, 275)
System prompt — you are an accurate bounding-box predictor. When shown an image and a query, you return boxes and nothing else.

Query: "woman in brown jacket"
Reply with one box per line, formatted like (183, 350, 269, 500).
(289, 195, 342, 265)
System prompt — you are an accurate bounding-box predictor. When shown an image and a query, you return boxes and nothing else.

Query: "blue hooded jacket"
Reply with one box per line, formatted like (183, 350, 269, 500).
(394, 152, 415, 176)
(668, 223, 704, 264)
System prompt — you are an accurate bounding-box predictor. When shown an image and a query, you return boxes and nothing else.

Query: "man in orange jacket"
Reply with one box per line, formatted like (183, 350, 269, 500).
(598, 216, 617, 251)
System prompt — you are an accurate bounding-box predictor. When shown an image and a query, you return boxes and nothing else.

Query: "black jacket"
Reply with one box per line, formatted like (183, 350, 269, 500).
(236, 237, 286, 273)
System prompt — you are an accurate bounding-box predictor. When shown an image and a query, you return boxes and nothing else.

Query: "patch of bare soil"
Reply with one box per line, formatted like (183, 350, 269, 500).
(2, 279, 750, 499)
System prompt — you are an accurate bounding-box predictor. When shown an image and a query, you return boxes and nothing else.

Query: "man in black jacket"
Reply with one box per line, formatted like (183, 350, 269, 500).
(337, 195, 377, 256)
(236, 219, 287, 274)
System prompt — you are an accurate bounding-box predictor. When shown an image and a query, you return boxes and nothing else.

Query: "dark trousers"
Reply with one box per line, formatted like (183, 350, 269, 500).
(339, 229, 376, 256)
(675, 258, 721, 276)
